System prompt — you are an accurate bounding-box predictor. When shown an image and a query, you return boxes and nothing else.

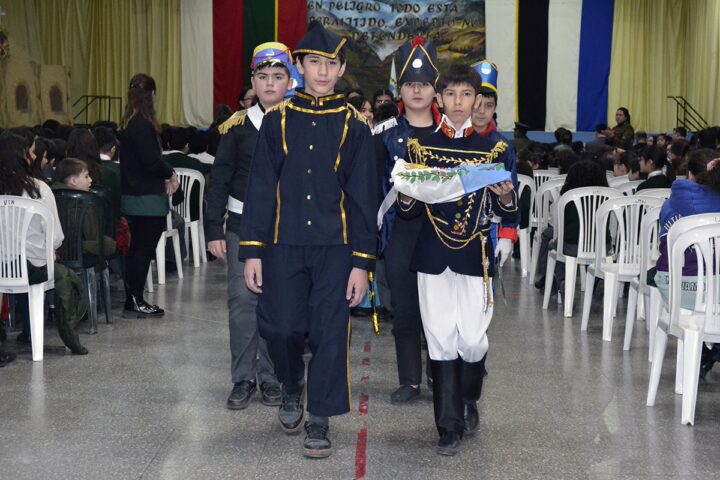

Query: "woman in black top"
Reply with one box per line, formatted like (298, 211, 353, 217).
(119, 73, 179, 317)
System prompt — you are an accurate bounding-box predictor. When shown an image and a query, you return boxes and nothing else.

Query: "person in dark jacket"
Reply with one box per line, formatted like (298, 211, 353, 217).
(205, 42, 292, 412)
(637, 144, 674, 191)
(119, 73, 179, 317)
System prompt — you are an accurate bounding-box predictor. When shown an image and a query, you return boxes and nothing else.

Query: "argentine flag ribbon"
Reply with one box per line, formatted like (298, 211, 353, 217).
(377, 159, 512, 228)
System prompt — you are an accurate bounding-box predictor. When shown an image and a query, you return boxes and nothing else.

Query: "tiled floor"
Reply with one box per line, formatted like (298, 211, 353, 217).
(1, 258, 719, 479)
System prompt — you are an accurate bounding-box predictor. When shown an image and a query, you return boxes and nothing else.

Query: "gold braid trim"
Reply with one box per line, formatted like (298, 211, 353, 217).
(265, 98, 292, 114)
(218, 110, 247, 135)
(407, 139, 508, 166)
(346, 103, 370, 126)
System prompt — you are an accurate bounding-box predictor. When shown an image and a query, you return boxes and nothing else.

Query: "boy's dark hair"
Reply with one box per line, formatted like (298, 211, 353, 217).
(93, 126, 118, 153)
(557, 150, 579, 175)
(673, 126, 687, 137)
(253, 61, 290, 77)
(437, 63, 482, 97)
(347, 87, 364, 97)
(688, 148, 720, 192)
(55, 157, 89, 184)
(635, 131, 647, 141)
(348, 95, 371, 112)
(595, 123, 608, 133)
(629, 157, 641, 175)
(616, 150, 635, 171)
(374, 101, 399, 124)
(554, 127, 572, 145)
(571, 141, 584, 154)
(561, 160, 608, 194)
(170, 127, 194, 151)
(296, 52, 346, 66)
(697, 127, 720, 149)
(373, 88, 394, 103)
(189, 130, 209, 155)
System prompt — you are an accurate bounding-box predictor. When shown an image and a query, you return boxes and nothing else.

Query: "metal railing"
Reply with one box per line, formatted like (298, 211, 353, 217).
(667, 96, 708, 133)
(73, 95, 122, 124)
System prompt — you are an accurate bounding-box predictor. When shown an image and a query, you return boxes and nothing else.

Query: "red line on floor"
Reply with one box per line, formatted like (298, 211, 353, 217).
(354, 340, 373, 479)
(354, 426, 368, 478)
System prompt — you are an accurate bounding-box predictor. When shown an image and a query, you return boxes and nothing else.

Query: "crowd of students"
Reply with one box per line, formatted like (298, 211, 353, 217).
(2, 21, 720, 460)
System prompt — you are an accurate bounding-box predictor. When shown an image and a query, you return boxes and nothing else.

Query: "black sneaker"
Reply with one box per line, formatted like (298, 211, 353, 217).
(260, 382, 282, 406)
(436, 431, 461, 456)
(303, 421, 332, 458)
(0, 350, 17, 367)
(226, 381, 256, 410)
(278, 388, 304, 433)
(390, 385, 420, 404)
(463, 402, 479, 436)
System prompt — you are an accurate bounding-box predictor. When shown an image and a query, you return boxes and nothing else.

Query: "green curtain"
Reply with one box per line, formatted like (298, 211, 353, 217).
(2, 0, 184, 125)
(608, 0, 719, 132)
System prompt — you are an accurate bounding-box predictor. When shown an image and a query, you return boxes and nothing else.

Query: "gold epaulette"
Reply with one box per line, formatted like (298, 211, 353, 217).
(218, 110, 247, 135)
(347, 103, 370, 126)
(265, 98, 291, 114)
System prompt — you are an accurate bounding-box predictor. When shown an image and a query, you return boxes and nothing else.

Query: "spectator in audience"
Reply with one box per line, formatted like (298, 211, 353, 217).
(628, 157, 642, 180)
(0, 133, 89, 354)
(348, 95, 374, 127)
(651, 149, 720, 376)
(66, 128, 105, 186)
(347, 87, 364, 99)
(556, 150, 578, 174)
(164, 127, 211, 222)
(93, 126, 122, 219)
(119, 73, 179, 318)
(637, 145, 673, 191)
(697, 126, 720, 150)
(585, 124, 608, 153)
(672, 126, 687, 141)
(553, 128, 572, 153)
(374, 101, 399, 124)
(188, 130, 214, 165)
(237, 87, 257, 110)
(633, 131, 649, 153)
(655, 133, 671, 148)
(509, 121, 532, 154)
(605, 107, 634, 150)
(52, 158, 116, 257)
(613, 150, 634, 177)
(534, 161, 609, 292)
(667, 139, 689, 174)
(29, 136, 51, 181)
(373, 88, 395, 110)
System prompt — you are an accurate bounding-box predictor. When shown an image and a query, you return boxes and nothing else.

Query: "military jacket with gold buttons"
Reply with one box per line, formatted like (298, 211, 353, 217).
(397, 128, 519, 278)
(238, 90, 378, 270)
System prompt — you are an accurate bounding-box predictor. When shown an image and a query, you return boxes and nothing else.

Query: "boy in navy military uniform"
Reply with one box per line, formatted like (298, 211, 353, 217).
(206, 42, 296, 411)
(239, 22, 376, 458)
(396, 62, 518, 455)
(374, 36, 442, 404)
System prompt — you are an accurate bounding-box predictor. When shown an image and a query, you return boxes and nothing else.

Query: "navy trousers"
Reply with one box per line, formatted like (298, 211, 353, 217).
(257, 244, 353, 417)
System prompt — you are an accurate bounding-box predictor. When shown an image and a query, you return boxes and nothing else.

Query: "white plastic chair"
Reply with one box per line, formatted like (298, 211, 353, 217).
(516, 174, 534, 278)
(542, 187, 623, 317)
(528, 176, 566, 285)
(147, 205, 184, 290)
(607, 175, 629, 188)
(580, 196, 664, 339)
(646, 220, 720, 425)
(624, 206, 662, 354)
(532, 169, 560, 193)
(173, 168, 207, 267)
(635, 188, 671, 200)
(0, 196, 55, 361)
(616, 180, 644, 196)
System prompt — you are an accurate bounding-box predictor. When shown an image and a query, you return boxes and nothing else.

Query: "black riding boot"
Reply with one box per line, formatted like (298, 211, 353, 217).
(461, 356, 486, 436)
(430, 358, 463, 455)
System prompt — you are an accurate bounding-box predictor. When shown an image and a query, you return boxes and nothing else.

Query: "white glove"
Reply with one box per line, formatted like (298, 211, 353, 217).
(494, 238, 513, 267)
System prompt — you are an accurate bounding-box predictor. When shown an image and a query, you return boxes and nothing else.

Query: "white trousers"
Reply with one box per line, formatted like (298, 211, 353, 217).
(418, 268, 493, 362)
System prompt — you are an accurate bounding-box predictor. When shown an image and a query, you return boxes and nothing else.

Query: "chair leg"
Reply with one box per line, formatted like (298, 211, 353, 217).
(580, 270, 595, 332)
(623, 285, 639, 350)
(529, 235, 540, 286)
(675, 338, 684, 395)
(579, 265, 586, 292)
(518, 228, 528, 277)
(564, 257, 578, 317)
(146, 264, 154, 293)
(156, 235, 167, 285)
(542, 253, 556, 309)
(172, 232, 184, 279)
(680, 329, 702, 425)
(602, 272, 618, 341)
(199, 223, 208, 264)
(648, 289, 661, 362)
(86, 268, 98, 334)
(190, 222, 200, 268)
(28, 284, 45, 362)
(101, 267, 113, 324)
(646, 327, 668, 406)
